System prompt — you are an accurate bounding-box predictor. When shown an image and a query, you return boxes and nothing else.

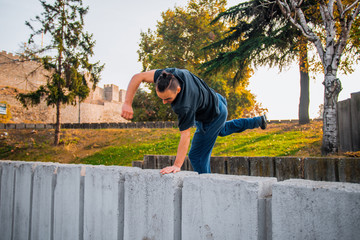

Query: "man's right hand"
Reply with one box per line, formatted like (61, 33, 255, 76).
(121, 103, 134, 120)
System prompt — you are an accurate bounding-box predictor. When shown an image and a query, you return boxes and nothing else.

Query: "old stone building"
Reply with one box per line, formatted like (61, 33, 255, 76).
(0, 50, 128, 123)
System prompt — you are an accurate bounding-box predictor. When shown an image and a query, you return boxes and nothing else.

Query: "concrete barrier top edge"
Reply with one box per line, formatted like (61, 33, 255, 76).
(194, 173, 277, 182)
(125, 169, 198, 178)
(0, 160, 143, 173)
(275, 179, 360, 191)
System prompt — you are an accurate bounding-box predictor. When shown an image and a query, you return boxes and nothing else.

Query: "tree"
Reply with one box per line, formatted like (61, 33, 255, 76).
(202, 0, 316, 124)
(16, 0, 104, 145)
(136, 0, 266, 121)
(275, 0, 360, 154)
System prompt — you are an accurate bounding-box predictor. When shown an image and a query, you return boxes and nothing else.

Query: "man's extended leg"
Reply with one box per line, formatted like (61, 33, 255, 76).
(188, 94, 228, 174)
(218, 115, 267, 137)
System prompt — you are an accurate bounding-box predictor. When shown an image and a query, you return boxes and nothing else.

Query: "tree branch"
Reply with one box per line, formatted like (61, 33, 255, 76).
(276, 0, 325, 63)
(335, 1, 360, 58)
(336, 0, 345, 17)
(343, 0, 360, 17)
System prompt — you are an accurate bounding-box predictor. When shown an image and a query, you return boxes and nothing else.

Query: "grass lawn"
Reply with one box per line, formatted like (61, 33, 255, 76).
(0, 121, 327, 166)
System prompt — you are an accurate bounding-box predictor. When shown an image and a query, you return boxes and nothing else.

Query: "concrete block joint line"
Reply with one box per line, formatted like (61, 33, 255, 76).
(0, 160, 360, 240)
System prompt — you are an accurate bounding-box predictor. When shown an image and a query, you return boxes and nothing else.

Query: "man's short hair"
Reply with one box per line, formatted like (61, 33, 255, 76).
(156, 70, 179, 93)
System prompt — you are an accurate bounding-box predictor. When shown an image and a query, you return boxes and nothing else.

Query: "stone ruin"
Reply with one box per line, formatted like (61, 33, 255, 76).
(0, 50, 128, 123)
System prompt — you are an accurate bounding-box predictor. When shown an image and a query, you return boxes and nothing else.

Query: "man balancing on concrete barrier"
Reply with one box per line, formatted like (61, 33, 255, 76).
(121, 68, 267, 174)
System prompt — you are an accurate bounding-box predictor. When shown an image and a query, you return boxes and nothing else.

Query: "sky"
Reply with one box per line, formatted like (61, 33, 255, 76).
(0, 0, 359, 120)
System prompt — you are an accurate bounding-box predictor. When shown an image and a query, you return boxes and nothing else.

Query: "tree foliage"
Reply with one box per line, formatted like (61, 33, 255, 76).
(136, 0, 266, 121)
(202, 0, 314, 124)
(17, 0, 104, 145)
(203, 0, 300, 75)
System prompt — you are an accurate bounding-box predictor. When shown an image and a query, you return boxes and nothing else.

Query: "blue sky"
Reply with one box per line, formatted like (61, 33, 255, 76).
(0, 0, 359, 120)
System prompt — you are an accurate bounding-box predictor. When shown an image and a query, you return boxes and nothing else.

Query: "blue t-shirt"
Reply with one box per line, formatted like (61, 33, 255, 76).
(154, 68, 219, 131)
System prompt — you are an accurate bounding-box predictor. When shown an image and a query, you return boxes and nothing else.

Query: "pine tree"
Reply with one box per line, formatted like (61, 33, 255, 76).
(202, 0, 312, 124)
(17, 0, 104, 145)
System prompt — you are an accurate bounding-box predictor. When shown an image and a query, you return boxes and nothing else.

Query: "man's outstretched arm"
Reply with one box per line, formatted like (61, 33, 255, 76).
(121, 70, 156, 120)
(160, 128, 191, 174)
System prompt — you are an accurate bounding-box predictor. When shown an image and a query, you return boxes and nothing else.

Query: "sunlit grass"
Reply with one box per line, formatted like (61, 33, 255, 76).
(0, 121, 323, 166)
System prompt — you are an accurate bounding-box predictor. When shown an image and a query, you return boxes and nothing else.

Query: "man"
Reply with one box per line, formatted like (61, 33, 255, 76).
(121, 68, 267, 174)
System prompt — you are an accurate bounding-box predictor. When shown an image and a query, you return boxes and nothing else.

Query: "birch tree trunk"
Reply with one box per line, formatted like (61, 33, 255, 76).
(276, 0, 359, 154)
(322, 73, 342, 154)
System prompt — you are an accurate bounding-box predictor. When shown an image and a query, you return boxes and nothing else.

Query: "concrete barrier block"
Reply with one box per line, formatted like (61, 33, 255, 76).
(227, 156, 249, 176)
(249, 157, 275, 177)
(272, 179, 360, 240)
(275, 157, 304, 181)
(83, 166, 139, 240)
(182, 174, 277, 240)
(0, 161, 17, 240)
(304, 157, 337, 181)
(338, 158, 360, 183)
(12, 162, 34, 240)
(31, 163, 58, 240)
(124, 169, 197, 240)
(53, 164, 82, 240)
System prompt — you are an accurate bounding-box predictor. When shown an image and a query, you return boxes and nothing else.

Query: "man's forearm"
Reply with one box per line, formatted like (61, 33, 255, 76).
(173, 129, 191, 168)
(124, 73, 143, 105)
(124, 70, 156, 105)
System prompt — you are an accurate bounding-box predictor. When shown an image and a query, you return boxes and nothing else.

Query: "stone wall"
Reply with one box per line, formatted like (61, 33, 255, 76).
(0, 160, 359, 240)
(0, 51, 48, 91)
(0, 88, 126, 124)
(0, 121, 178, 130)
(0, 50, 128, 123)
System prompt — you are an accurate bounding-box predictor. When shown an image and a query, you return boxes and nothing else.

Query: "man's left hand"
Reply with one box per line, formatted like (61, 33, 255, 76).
(160, 165, 181, 175)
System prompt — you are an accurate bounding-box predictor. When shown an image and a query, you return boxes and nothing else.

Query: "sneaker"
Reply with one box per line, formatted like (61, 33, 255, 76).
(260, 115, 267, 130)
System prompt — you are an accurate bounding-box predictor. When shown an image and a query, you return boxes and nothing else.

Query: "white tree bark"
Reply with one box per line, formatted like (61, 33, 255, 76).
(275, 0, 360, 154)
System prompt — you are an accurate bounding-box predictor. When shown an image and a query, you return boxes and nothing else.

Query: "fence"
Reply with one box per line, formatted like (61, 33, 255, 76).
(0, 121, 178, 130)
(337, 91, 360, 152)
(0, 160, 359, 240)
(133, 155, 360, 183)
(0, 119, 322, 130)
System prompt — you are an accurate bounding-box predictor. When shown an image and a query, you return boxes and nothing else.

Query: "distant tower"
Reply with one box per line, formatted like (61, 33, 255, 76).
(119, 89, 126, 103)
(104, 84, 119, 102)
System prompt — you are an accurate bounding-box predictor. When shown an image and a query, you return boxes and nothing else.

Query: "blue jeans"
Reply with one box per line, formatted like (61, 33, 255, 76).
(188, 94, 263, 174)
